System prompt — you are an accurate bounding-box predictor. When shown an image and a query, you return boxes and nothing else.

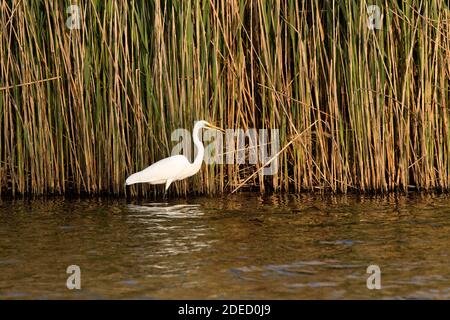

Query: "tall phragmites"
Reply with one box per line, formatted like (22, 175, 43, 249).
(1, 0, 450, 195)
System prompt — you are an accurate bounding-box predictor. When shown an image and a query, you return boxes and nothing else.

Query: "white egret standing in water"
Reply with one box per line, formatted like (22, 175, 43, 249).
(125, 120, 224, 192)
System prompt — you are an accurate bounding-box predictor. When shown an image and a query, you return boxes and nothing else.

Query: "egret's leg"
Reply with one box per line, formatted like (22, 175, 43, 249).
(165, 179, 173, 192)
(163, 179, 173, 200)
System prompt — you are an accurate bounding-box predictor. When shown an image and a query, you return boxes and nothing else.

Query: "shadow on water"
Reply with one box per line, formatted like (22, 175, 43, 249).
(0, 193, 450, 299)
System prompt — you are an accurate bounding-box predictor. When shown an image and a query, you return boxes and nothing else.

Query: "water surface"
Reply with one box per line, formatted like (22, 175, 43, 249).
(1, 193, 449, 299)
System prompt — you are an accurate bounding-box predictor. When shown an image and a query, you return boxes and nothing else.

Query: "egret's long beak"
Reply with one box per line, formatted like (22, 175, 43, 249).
(207, 123, 225, 133)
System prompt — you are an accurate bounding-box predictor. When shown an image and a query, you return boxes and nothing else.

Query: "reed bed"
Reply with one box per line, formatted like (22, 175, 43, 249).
(1, 0, 450, 196)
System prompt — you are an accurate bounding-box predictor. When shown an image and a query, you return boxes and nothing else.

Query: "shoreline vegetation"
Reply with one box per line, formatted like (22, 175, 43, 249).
(1, 1, 450, 196)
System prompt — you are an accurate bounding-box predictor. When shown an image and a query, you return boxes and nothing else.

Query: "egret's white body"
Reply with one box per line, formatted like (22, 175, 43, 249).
(125, 120, 223, 191)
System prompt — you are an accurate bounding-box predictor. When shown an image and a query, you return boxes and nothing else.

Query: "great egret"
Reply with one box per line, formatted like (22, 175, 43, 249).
(125, 120, 224, 191)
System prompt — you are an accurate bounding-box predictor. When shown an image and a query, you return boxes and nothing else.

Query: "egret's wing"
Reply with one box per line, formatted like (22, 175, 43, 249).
(126, 155, 190, 185)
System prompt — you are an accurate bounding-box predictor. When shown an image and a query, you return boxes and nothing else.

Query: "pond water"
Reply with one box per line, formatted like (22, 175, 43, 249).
(1, 193, 449, 299)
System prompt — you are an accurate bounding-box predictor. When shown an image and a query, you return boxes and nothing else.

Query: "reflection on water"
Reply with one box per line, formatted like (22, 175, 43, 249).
(0, 193, 450, 299)
(127, 203, 203, 216)
(126, 203, 211, 258)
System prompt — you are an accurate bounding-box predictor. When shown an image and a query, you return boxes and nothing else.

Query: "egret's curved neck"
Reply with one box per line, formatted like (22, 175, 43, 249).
(192, 123, 204, 167)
